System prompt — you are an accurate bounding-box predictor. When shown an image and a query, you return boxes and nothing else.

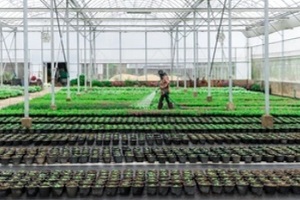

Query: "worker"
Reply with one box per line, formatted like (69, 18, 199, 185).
(158, 70, 173, 109)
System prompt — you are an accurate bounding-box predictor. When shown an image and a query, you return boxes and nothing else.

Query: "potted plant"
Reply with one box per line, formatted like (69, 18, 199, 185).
(91, 183, 104, 197)
(0, 183, 10, 197)
(66, 181, 78, 197)
(184, 180, 196, 195)
(52, 182, 64, 197)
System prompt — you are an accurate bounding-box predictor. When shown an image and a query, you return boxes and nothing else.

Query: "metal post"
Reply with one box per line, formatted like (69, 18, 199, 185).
(170, 30, 173, 81)
(228, 0, 233, 103)
(66, 0, 71, 100)
(23, 0, 29, 118)
(193, 11, 197, 93)
(15, 30, 18, 78)
(145, 31, 148, 81)
(262, 0, 273, 127)
(281, 30, 284, 82)
(93, 29, 96, 81)
(207, 1, 212, 99)
(84, 21, 87, 92)
(77, 12, 80, 94)
(50, 0, 55, 108)
(176, 27, 179, 88)
(119, 32, 122, 81)
(89, 26, 92, 88)
(0, 26, 2, 86)
(264, 0, 270, 115)
(41, 31, 45, 83)
(184, 21, 187, 90)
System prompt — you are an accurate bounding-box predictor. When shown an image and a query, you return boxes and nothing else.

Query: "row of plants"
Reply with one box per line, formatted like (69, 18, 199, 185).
(2, 86, 300, 116)
(2, 116, 300, 124)
(151, 87, 300, 113)
(1, 145, 300, 165)
(1, 169, 300, 197)
(1, 133, 300, 146)
(0, 86, 42, 99)
(3, 87, 154, 111)
(1, 123, 298, 133)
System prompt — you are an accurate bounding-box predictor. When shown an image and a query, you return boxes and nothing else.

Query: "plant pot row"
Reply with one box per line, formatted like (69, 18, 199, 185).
(2, 116, 300, 125)
(1, 145, 300, 165)
(2, 122, 300, 134)
(1, 169, 300, 197)
(2, 132, 300, 146)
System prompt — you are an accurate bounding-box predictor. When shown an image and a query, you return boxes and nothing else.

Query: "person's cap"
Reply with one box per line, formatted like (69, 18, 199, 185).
(158, 70, 164, 75)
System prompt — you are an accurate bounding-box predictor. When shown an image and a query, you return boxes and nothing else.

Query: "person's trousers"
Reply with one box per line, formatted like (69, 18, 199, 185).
(158, 92, 173, 109)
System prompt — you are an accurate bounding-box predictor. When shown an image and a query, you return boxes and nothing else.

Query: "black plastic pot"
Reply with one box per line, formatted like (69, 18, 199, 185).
(291, 183, 300, 194)
(52, 185, 64, 197)
(113, 155, 123, 163)
(39, 184, 51, 197)
(221, 154, 231, 163)
(158, 183, 169, 196)
(277, 184, 290, 194)
(223, 183, 235, 194)
(12, 155, 22, 165)
(26, 184, 39, 197)
(79, 185, 91, 197)
(250, 184, 263, 196)
(132, 184, 144, 196)
(147, 155, 156, 163)
(231, 155, 241, 163)
(146, 184, 157, 195)
(119, 184, 131, 195)
(264, 183, 277, 194)
(236, 183, 249, 195)
(198, 182, 211, 194)
(66, 183, 78, 197)
(184, 182, 196, 195)
(105, 185, 118, 196)
(10, 185, 24, 198)
(171, 184, 182, 196)
(199, 154, 209, 163)
(0, 184, 10, 197)
(211, 184, 223, 194)
(91, 184, 104, 197)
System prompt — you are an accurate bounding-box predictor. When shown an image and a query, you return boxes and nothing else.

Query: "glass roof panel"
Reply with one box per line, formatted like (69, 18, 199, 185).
(0, 0, 299, 31)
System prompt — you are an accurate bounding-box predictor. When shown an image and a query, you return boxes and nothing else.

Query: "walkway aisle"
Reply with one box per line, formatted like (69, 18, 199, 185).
(0, 87, 62, 109)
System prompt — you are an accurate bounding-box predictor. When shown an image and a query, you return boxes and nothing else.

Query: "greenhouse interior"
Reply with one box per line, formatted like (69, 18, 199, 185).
(2, 0, 300, 199)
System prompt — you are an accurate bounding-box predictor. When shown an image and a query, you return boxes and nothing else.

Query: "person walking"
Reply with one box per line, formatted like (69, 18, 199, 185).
(158, 70, 173, 109)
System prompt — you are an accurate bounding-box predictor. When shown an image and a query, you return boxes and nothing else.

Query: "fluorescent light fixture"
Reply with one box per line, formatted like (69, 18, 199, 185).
(126, 12, 152, 14)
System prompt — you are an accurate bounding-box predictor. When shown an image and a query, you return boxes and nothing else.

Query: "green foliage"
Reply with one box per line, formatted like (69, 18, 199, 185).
(124, 79, 138, 87)
(70, 75, 85, 86)
(250, 83, 262, 92)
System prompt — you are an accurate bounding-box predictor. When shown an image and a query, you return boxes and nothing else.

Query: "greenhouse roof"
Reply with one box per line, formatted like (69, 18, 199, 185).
(0, 0, 300, 35)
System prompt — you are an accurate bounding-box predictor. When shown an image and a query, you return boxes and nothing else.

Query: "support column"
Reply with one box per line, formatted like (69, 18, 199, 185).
(176, 27, 179, 88)
(41, 31, 45, 84)
(170, 30, 174, 82)
(93, 29, 96, 81)
(76, 12, 81, 95)
(15, 30, 18, 78)
(226, 0, 235, 110)
(50, 0, 56, 110)
(119, 32, 122, 81)
(184, 21, 187, 91)
(84, 21, 87, 92)
(193, 11, 197, 97)
(89, 26, 93, 89)
(281, 30, 284, 96)
(0, 26, 3, 87)
(207, 1, 212, 102)
(21, 0, 32, 128)
(66, 0, 71, 101)
(145, 31, 148, 81)
(262, 0, 273, 128)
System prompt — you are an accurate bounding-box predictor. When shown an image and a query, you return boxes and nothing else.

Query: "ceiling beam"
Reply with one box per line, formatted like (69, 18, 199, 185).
(0, 7, 299, 12)
(0, 17, 288, 21)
